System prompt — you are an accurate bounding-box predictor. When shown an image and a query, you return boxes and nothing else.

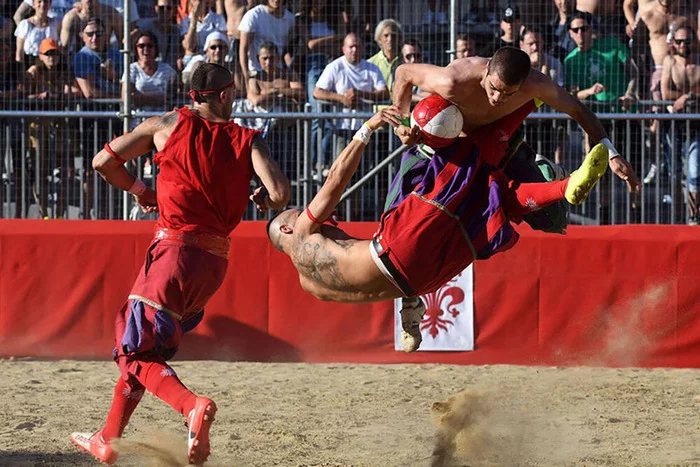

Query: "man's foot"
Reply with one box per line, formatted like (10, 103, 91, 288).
(187, 397, 217, 465)
(400, 297, 426, 353)
(70, 429, 118, 465)
(565, 144, 609, 206)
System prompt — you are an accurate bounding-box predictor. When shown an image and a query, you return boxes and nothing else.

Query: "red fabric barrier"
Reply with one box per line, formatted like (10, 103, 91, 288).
(0, 220, 698, 368)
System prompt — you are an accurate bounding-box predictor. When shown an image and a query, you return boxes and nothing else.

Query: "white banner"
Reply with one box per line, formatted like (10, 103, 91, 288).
(394, 265, 474, 351)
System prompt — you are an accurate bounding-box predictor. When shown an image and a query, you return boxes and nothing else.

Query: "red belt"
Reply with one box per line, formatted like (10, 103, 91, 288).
(154, 227, 230, 259)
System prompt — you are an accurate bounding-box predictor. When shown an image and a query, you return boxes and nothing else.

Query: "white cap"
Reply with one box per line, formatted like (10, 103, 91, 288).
(204, 31, 228, 50)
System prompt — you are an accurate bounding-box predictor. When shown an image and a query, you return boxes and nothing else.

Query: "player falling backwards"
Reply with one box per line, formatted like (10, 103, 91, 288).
(267, 104, 609, 352)
(70, 63, 290, 465)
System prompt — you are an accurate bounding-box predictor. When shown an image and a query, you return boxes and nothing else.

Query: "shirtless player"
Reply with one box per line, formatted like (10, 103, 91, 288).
(267, 105, 610, 352)
(392, 47, 640, 191)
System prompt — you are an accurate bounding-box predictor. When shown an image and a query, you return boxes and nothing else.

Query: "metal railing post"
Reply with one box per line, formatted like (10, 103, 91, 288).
(122, 2, 133, 220)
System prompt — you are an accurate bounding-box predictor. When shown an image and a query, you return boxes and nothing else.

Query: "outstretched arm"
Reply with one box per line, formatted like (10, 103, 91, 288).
(528, 71, 641, 193)
(297, 107, 402, 234)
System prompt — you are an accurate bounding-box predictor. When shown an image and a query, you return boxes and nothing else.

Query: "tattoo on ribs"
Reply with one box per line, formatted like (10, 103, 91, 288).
(292, 238, 358, 292)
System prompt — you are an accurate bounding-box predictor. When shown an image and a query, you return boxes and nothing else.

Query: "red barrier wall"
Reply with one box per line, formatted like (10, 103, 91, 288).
(1, 220, 698, 367)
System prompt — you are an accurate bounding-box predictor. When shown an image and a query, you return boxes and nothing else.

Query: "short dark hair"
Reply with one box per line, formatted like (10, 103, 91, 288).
(568, 10, 593, 28)
(402, 38, 422, 50)
(84, 17, 105, 32)
(520, 25, 543, 39)
(190, 63, 232, 103)
(136, 31, 159, 52)
(258, 41, 276, 56)
(456, 33, 473, 43)
(487, 47, 531, 86)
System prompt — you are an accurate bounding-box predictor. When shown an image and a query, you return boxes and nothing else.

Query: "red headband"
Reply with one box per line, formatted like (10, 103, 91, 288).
(187, 80, 235, 103)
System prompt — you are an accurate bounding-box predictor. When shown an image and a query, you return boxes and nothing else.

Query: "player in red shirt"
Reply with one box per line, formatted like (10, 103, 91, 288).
(70, 63, 290, 465)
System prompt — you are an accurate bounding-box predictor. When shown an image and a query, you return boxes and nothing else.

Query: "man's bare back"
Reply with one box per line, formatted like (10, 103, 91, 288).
(289, 225, 397, 302)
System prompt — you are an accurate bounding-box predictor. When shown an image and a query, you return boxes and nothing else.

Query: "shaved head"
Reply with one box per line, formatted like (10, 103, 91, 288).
(266, 208, 299, 252)
(190, 63, 233, 103)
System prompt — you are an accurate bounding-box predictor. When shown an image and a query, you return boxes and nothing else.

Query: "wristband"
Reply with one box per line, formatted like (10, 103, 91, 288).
(352, 122, 374, 145)
(128, 178, 147, 196)
(600, 138, 619, 160)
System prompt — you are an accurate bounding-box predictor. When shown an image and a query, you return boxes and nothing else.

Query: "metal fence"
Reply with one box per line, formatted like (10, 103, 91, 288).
(1, 103, 698, 225)
(1, 0, 699, 224)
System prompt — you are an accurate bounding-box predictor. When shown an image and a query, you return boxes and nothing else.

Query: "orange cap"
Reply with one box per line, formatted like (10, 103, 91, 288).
(39, 38, 60, 54)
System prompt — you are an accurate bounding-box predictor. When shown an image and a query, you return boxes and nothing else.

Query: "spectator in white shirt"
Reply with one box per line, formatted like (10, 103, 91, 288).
(15, 0, 61, 64)
(180, 0, 227, 65)
(238, 0, 295, 85)
(312, 32, 387, 169)
(313, 32, 388, 130)
(124, 31, 178, 112)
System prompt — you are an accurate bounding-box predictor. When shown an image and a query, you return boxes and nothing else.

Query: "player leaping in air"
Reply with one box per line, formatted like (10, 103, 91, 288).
(267, 105, 609, 352)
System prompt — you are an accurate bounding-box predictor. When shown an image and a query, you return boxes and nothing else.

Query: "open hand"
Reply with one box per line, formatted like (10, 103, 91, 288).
(609, 155, 641, 195)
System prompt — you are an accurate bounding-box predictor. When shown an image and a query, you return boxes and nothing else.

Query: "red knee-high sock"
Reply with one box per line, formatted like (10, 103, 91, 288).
(504, 178, 570, 217)
(134, 360, 197, 417)
(101, 377, 144, 441)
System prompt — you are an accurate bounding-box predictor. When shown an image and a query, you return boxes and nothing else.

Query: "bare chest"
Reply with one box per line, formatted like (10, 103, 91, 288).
(452, 92, 533, 132)
(670, 62, 700, 92)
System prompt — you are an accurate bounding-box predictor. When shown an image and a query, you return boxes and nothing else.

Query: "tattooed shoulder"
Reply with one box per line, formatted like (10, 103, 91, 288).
(290, 236, 358, 292)
(157, 111, 179, 129)
(251, 133, 270, 154)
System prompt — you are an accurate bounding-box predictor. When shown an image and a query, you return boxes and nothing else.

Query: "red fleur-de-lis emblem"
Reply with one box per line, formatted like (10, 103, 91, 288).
(420, 274, 466, 339)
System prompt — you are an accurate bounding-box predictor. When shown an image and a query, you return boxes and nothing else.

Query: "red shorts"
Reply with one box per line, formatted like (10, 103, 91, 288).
(114, 239, 228, 381)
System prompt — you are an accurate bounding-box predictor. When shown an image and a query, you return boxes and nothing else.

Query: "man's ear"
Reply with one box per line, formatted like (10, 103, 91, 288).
(280, 224, 293, 234)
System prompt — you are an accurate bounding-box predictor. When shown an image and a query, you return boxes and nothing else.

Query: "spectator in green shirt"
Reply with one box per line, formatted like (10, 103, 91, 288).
(564, 10, 637, 107)
(368, 18, 402, 96)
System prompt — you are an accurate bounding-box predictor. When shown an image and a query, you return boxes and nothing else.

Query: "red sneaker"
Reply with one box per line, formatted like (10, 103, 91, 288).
(187, 397, 217, 464)
(70, 429, 118, 465)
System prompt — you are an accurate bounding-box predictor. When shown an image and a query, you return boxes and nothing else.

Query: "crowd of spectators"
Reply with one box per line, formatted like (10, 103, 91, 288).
(0, 0, 698, 223)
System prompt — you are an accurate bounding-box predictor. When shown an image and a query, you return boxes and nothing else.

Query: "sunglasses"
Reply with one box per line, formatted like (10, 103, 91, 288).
(674, 39, 692, 45)
(157, 5, 173, 11)
(42, 50, 60, 57)
(569, 26, 590, 33)
(404, 53, 422, 60)
(85, 30, 104, 38)
(137, 42, 155, 49)
(209, 45, 227, 51)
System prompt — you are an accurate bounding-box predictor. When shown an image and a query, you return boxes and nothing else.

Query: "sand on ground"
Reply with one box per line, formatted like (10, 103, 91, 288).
(0, 359, 699, 466)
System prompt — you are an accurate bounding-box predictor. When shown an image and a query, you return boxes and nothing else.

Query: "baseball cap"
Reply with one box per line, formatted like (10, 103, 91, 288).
(502, 5, 520, 23)
(204, 31, 228, 50)
(39, 38, 60, 54)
